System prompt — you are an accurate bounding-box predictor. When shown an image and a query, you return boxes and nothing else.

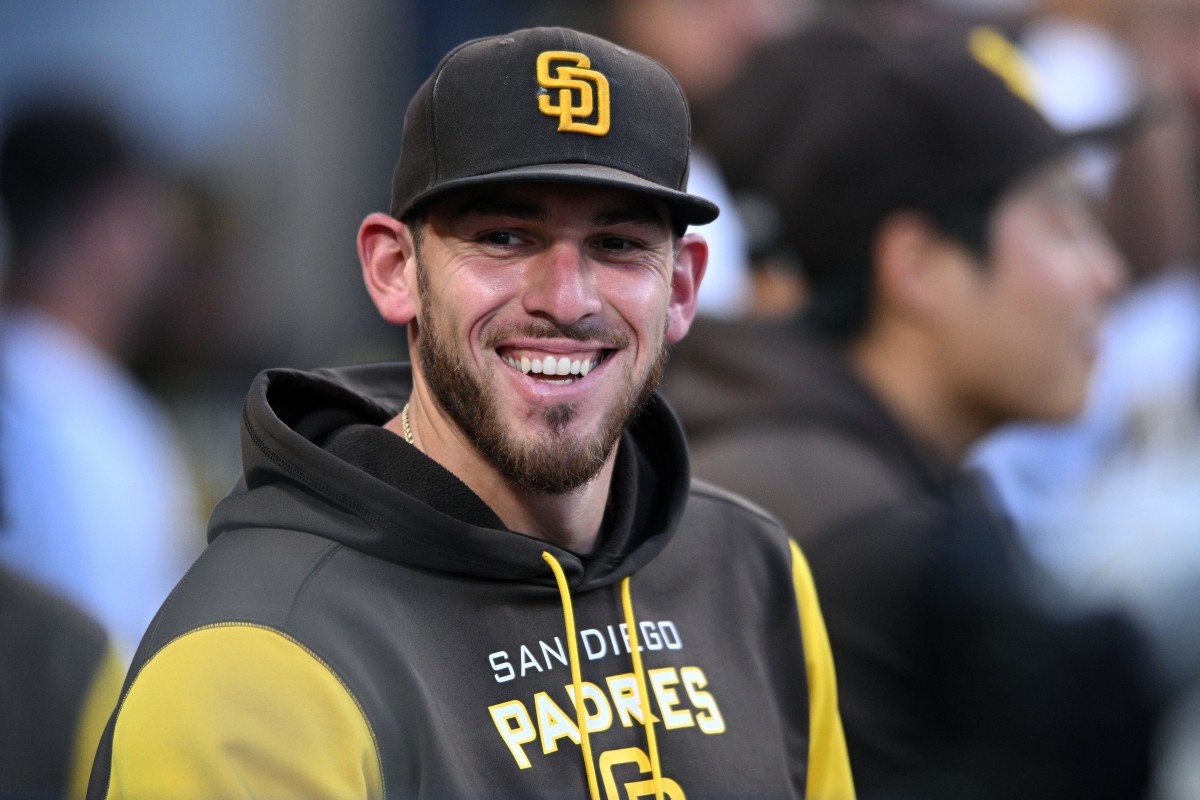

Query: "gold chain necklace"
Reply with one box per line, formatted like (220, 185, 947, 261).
(400, 402, 414, 445)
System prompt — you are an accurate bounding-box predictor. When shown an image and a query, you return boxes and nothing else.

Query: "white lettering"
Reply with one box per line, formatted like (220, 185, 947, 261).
(581, 628, 607, 660)
(487, 622, 683, 682)
(489, 700, 535, 768)
(682, 667, 725, 734)
(534, 691, 580, 753)
(606, 673, 649, 727)
(608, 624, 623, 654)
(519, 645, 544, 677)
(639, 620, 663, 651)
(659, 620, 683, 650)
(649, 667, 694, 730)
(566, 681, 614, 732)
(617, 623, 643, 653)
(540, 636, 568, 669)
(490, 651, 515, 683)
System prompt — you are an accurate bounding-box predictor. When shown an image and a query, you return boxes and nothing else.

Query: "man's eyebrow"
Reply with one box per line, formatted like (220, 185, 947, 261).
(450, 194, 548, 221)
(594, 205, 670, 230)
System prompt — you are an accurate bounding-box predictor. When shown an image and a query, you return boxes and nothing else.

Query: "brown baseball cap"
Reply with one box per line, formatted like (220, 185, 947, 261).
(701, 23, 1079, 278)
(390, 26, 719, 231)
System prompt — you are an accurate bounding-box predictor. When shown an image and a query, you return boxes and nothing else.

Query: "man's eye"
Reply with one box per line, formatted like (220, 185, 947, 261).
(597, 236, 636, 252)
(480, 231, 523, 247)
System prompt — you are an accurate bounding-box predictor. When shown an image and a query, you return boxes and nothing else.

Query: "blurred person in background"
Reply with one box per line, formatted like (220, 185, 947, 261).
(1, 562, 122, 800)
(601, 0, 817, 319)
(965, 1, 1200, 795)
(973, 0, 1200, 663)
(0, 99, 204, 655)
(664, 22, 1159, 799)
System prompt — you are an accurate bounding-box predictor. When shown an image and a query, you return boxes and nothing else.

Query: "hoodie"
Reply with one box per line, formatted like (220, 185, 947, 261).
(662, 317, 1157, 800)
(87, 361, 854, 800)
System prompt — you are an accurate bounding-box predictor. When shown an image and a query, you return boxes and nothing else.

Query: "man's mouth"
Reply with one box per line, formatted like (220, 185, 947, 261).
(499, 350, 609, 385)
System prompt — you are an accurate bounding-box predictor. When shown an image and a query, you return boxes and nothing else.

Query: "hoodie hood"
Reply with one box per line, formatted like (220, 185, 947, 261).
(209, 362, 690, 591)
(664, 315, 949, 493)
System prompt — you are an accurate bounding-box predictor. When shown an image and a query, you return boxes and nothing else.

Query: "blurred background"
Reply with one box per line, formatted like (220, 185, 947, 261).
(4, 0, 1200, 796)
(0, 0, 1102, 507)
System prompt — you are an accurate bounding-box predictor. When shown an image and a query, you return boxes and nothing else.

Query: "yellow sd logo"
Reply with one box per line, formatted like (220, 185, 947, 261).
(599, 747, 686, 799)
(536, 50, 611, 136)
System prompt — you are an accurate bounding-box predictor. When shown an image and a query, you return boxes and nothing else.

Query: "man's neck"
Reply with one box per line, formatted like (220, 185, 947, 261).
(848, 329, 986, 464)
(466, 458, 616, 554)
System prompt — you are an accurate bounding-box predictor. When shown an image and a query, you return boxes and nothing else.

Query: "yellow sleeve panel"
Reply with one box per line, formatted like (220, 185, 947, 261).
(103, 624, 383, 800)
(790, 539, 856, 800)
(69, 644, 126, 800)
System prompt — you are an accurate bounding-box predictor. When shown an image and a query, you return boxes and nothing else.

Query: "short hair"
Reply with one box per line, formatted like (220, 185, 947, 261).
(0, 101, 136, 264)
(803, 189, 1001, 341)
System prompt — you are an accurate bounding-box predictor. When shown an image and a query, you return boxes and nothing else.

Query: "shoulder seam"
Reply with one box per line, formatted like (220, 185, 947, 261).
(285, 540, 343, 627)
(689, 478, 786, 529)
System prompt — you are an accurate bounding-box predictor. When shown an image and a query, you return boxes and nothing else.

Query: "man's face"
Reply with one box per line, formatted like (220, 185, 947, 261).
(409, 183, 684, 494)
(938, 167, 1125, 427)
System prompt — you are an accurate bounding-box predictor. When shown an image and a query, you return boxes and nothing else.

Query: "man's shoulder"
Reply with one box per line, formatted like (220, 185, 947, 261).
(135, 528, 358, 654)
(689, 423, 921, 542)
(678, 479, 806, 576)
(687, 477, 787, 526)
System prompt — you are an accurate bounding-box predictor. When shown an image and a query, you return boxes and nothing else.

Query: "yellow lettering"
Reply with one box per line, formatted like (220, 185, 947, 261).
(488, 700, 536, 769)
(566, 681, 614, 733)
(599, 747, 686, 799)
(535, 50, 611, 136)
(680, 667, 725, 734)
(492, 664, 721, 772)
(607, 673, 654, 728)
(648, 667, 693, 730)
(534, 690, 580, 754)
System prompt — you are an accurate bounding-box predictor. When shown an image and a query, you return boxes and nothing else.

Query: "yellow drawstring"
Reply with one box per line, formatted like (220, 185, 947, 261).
(621, 576, 664, 800)
(541, 551, 666, 800)
(543, 552, 601, 800)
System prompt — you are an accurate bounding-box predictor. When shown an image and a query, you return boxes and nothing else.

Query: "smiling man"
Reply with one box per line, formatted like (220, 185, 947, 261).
(86, 27, 854, 800)
(363, 183, 694, 551)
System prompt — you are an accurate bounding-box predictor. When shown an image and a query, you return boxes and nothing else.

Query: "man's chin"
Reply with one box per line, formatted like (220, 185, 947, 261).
(485, 413, 620, 495)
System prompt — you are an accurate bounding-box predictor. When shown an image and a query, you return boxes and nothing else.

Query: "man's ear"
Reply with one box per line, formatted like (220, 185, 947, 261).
(872, 210, 969, 323)
(359, 212, 419, 326)
(666, 233, 708, 343)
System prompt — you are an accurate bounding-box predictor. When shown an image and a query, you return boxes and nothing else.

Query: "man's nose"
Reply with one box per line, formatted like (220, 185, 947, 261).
(521, 242, 603, 323)
(1091, 233, 1127, 305)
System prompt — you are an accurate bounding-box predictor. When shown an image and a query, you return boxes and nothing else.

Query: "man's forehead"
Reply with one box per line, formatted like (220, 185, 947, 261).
(1008, 161, 1095, 207)
(427, 182, 672, 228)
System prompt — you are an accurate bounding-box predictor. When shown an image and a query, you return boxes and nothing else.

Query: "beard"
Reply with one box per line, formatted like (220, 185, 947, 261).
(414, 254, 668, 495)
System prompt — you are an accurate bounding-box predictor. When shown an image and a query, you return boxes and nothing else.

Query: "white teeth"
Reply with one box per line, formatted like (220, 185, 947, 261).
(502, 352, 604, 378)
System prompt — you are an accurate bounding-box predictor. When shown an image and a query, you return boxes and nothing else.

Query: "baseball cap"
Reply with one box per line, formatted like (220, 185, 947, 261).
(700, 23, 1075, 280)
(390, 26, 719, 231)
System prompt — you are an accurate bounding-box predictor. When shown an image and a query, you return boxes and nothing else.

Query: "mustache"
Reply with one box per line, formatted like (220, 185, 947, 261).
(482, 320, 630, 349)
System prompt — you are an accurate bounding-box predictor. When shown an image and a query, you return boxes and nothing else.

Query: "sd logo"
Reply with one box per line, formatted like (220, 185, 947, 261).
(536, 50, 611, 136)
(600, 747, 685, 799)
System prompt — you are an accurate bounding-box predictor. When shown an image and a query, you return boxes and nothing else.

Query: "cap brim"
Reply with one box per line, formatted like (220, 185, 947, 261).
(1065, 99, 1157, 149)
(399, 162, 720, 228)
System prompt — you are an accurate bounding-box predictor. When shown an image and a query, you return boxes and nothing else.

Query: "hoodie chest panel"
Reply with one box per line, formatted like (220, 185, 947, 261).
(292, 541, 810, 799)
